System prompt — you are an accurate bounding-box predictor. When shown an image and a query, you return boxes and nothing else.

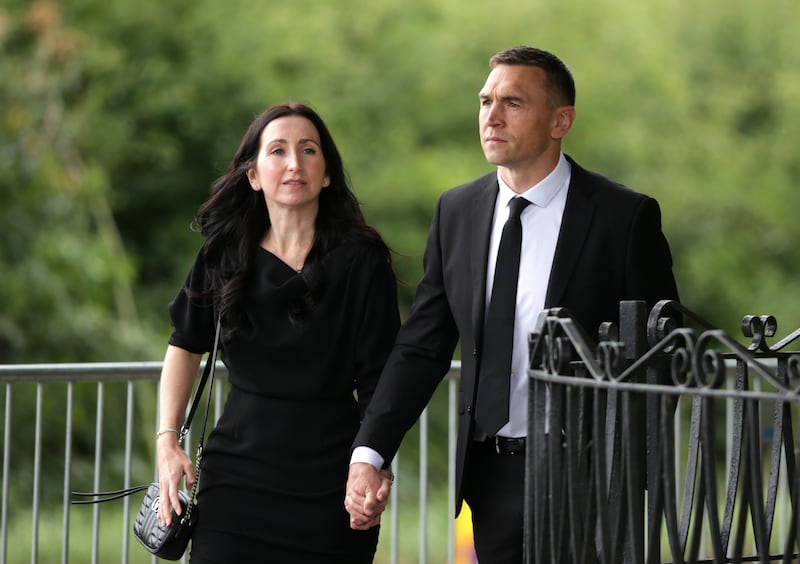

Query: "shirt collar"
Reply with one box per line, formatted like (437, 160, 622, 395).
(496, 153, 571, 209)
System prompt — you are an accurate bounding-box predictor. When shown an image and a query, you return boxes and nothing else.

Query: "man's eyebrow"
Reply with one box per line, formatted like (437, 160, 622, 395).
(479, 93, 524, 104)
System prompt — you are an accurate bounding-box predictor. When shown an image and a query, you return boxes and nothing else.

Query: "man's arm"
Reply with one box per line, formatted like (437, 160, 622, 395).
(345, 195, 462, 527)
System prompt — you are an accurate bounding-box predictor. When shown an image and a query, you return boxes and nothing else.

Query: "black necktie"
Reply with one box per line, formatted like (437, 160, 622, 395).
(475, 196, 531, 437)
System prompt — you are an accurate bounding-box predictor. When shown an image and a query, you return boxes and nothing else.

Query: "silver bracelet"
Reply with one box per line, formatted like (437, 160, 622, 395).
(156, 428, 179, 439)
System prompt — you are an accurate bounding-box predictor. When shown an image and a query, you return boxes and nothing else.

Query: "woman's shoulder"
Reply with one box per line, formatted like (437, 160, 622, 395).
(330, 233, 390, 266)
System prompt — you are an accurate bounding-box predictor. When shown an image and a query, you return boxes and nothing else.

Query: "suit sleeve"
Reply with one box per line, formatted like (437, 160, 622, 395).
(625, 197, 680, 307)
(352, 197, 460, 463)
(352, 247, 401, 420)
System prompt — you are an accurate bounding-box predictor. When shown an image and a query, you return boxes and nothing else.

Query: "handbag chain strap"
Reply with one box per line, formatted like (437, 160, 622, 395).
(179, 315, 222, 519)
(72, 316, 222, 505)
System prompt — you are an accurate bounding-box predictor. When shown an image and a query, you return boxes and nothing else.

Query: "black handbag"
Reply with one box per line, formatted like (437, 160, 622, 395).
(73, 318, 222, 561)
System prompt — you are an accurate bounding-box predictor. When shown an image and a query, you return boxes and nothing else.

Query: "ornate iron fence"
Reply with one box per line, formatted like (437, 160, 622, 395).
(525, 300, 800, 564)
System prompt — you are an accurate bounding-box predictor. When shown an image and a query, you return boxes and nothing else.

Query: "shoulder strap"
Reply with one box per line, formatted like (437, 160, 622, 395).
(180, 316, 222, 441)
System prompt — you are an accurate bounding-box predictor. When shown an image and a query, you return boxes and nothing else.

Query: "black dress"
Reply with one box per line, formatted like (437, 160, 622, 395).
(167, 238, 400, 564)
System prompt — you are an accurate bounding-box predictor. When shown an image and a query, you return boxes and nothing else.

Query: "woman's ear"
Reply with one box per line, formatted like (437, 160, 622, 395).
(247, 169, 261, 191)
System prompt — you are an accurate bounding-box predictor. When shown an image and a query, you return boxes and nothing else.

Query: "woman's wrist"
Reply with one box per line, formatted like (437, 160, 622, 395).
(156, 428, 179, 440)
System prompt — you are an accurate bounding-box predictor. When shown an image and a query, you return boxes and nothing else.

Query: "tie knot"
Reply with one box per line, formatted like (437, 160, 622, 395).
(508, 197, 530, 220)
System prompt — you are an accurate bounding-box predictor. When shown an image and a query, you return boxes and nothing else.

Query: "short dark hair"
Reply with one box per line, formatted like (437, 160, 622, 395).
(490, 46, 576, 107)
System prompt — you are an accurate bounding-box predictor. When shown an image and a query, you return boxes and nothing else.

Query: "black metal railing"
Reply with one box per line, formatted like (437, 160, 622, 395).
(525, 300, 800, 564)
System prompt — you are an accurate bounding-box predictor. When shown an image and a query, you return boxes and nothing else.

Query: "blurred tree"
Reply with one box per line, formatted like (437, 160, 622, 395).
(0, 1, 151, 362)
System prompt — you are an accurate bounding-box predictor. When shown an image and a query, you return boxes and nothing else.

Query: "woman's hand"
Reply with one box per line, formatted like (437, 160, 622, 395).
(156, 432, 195, 526)
(345, 463, 395, 529)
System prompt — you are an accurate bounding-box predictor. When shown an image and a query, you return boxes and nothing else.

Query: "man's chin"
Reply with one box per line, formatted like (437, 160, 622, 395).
(481, 149, 504, 165)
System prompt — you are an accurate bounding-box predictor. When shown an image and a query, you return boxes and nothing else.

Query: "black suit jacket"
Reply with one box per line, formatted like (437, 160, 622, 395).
(354, 155, 679, 514)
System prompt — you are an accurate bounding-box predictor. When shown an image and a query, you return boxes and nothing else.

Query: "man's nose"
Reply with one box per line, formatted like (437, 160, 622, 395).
(484, 104, 501, 126)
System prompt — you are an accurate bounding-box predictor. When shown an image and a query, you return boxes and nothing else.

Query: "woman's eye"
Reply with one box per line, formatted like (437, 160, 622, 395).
(269, 147, 284, 155)
(302, 147, 317, 155)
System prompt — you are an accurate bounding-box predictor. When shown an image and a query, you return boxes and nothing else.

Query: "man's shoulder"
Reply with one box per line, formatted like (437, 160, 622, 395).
(440, 171, 497, 202)
(566, 154, 654, 204)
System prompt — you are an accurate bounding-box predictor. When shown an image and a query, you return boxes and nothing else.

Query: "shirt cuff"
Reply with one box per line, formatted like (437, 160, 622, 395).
(350, 446, 384, 470)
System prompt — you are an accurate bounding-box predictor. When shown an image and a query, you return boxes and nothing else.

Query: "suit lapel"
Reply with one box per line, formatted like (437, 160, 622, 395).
(469, 175, 499, 348)
(545, 160, 596, 307)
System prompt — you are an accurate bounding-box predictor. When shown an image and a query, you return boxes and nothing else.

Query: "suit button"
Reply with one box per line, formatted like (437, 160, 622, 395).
(467, 405, 472, 413)
(472, 348, 477, 357)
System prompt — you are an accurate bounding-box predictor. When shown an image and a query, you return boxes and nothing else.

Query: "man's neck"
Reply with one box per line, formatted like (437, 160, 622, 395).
(497, 152, 561, 193)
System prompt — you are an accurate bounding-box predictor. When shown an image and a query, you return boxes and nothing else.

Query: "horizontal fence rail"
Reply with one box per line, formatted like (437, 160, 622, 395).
(0, 361, 461, 564)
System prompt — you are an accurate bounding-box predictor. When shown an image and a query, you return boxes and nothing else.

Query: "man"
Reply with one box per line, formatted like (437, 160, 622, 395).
(345, 46, 679, 563)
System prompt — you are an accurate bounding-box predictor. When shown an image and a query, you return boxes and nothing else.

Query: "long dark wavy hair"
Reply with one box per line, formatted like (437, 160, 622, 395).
(192, 102, 390, 338)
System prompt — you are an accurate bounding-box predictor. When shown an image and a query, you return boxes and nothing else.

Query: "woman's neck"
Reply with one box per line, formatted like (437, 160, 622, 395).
(262, 211, 316, 272)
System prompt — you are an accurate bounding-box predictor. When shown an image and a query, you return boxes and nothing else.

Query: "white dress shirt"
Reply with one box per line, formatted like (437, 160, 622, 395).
(490, 153, 570, 437)
(351, 154, 571, 469)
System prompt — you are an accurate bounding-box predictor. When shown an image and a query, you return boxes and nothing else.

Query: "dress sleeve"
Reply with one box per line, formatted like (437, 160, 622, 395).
(167, 251, 216, 354)
(352, 245, 401, 420)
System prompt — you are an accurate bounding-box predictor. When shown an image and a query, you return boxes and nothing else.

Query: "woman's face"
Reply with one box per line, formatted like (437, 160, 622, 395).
(247, 115, 330, 212)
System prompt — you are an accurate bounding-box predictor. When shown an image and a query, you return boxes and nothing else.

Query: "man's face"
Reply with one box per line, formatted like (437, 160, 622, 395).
(479, 65, 569, 181)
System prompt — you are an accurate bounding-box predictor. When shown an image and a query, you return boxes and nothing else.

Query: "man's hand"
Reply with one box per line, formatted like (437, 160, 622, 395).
(344, 462, 393, 530)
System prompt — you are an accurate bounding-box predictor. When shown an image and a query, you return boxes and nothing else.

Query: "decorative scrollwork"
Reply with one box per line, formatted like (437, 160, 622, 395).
(670, 347, 693, 387)
(598, 321, 619, 343)
(548, 336, 574, 374)
(647, 299, 688, 349)
(596, 341, 626, 381)
(742, 314, 778, 352)
(694, 348, 727, 388)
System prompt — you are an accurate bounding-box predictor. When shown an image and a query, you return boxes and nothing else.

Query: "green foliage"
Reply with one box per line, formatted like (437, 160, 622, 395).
(4, 0, 799, 361)
(2, 0, 800, 548)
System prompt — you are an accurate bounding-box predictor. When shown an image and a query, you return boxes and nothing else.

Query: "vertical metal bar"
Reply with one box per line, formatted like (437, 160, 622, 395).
(448, 374, 457, 564)
(61, 383, 74, 564)
(779, 433, 788, 550)
(122, 381, 134, 564)
(31, 383, 43, 564)
(153, 388, 159, 564)
(91, 382, 104, 564)
(391, 454, 399, 564)
(2, 384, 12, 564)
(419, 406, 428, 564)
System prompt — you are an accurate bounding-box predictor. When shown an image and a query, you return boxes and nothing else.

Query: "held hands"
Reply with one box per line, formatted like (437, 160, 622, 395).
(156, 433, 195, 526)
(344, 463, 394, 530)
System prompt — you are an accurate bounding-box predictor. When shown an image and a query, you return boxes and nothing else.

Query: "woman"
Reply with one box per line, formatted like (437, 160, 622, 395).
(156, 103, 399, 563)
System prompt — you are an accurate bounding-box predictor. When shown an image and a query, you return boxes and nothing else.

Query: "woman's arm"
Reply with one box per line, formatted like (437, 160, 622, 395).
(156, 344, 201, 526)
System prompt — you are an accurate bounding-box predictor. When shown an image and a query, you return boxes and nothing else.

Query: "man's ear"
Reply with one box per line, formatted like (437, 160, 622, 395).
(551, 106, 576, 140)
